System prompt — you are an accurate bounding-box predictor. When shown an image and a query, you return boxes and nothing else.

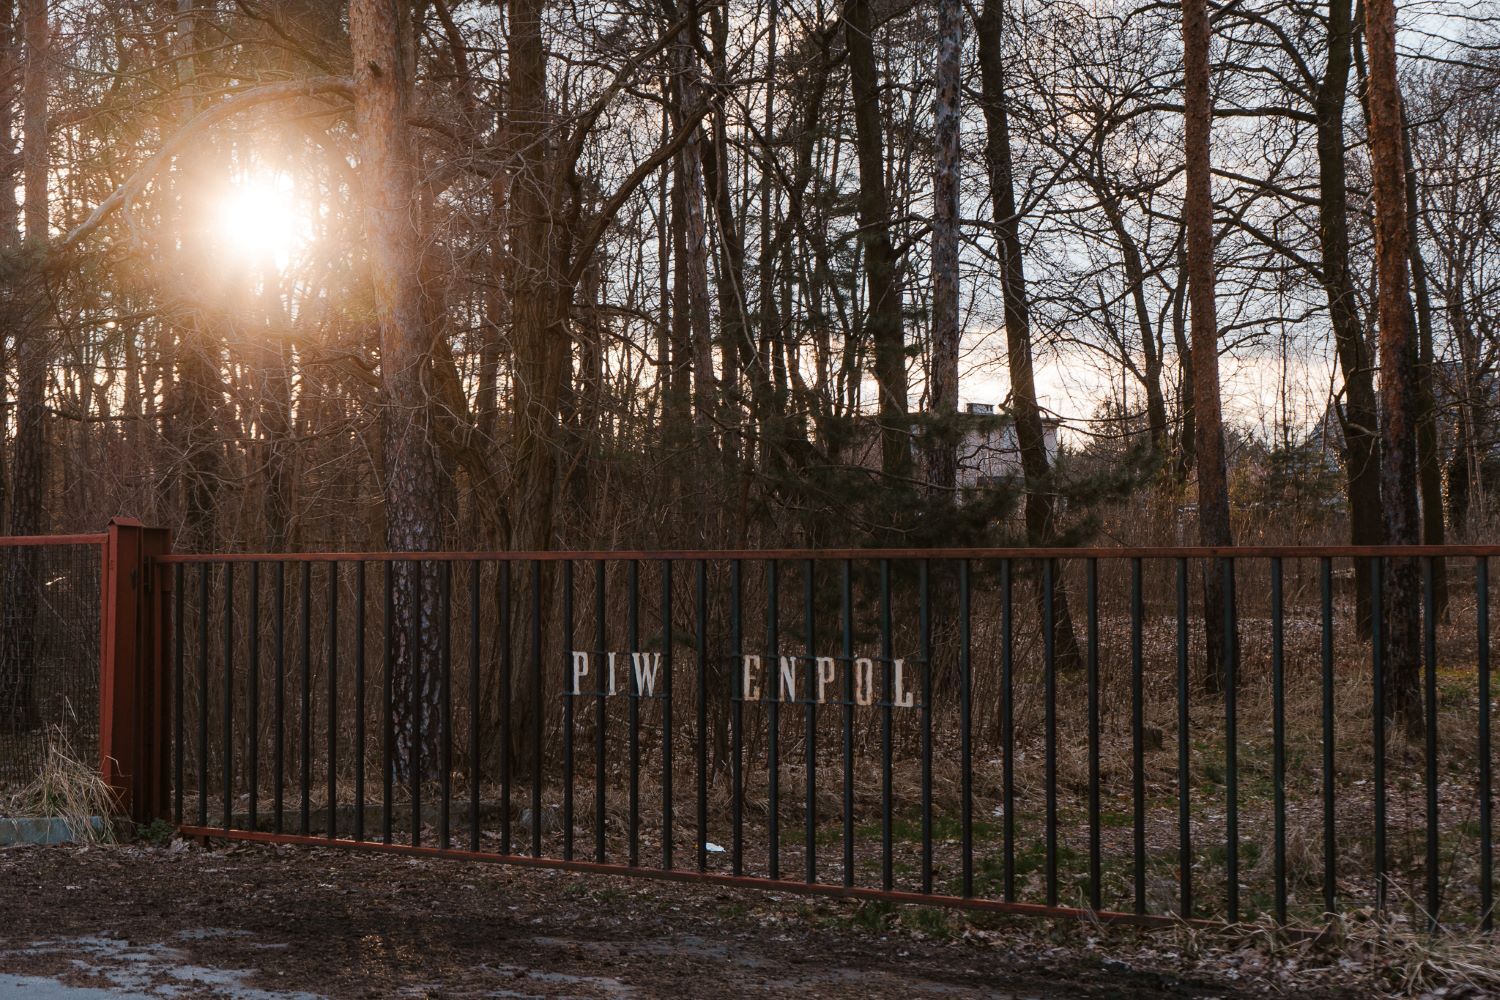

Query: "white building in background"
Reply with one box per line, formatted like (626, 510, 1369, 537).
(847, 402, 1062, 488)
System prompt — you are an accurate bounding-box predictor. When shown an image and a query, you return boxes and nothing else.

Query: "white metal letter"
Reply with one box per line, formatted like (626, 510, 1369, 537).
(742, 655, 761, 700)
(779, 656, 799, 701)
(892, 658, 915, 708)
(816, 656, 836, 703)
(855, 657, 875, 706)
(632, 652, 662, 697)
(571, 650, 590, 695)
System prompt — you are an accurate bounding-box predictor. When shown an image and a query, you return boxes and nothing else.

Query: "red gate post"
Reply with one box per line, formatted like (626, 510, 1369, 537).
(99, 517, 173, 824)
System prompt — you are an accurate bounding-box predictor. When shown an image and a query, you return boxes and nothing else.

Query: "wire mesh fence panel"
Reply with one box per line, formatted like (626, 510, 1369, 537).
(0, 540, 103, 790)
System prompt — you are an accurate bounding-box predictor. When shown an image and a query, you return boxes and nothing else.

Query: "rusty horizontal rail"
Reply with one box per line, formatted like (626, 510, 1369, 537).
(158, 544, 1500, 563)
(177, 824, 1327, 938)
(0, 533, 108, 547)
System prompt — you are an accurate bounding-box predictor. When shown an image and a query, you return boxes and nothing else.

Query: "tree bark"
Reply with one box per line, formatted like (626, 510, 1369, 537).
(0, 0, 48, 732)
(845, 0, 911, 482)
(507, 0, 569, 553)
(1362, 0, 1422, 725)
(1401, 105, 1447, 618)
(1316, 0, 1384, 637)
(926, 0, 960, 493)
(976, 0, 1082, 671)
(1183, 0, 1234, 691)
(350, 0, 447, 776)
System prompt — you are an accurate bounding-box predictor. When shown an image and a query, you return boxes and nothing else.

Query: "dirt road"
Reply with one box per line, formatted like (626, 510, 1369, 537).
(0, 840, 1359, 998)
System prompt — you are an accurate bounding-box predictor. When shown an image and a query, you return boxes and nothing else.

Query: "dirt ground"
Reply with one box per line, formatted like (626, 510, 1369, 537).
(0, 839, 1403, 998)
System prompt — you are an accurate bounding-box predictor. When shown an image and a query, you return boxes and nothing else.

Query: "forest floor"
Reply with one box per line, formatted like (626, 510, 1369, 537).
(0, 839, 1473, 999)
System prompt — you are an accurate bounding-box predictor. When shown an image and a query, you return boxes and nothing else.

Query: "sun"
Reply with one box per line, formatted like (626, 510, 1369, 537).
(215, 173, 312, 271)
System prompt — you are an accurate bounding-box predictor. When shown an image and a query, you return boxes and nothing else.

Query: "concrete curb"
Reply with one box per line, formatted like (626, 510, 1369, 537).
(0, 816, 107, 846)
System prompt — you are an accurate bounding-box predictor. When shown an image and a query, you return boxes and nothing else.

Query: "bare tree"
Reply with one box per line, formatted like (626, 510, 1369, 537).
(1183, 0, 1234, 689)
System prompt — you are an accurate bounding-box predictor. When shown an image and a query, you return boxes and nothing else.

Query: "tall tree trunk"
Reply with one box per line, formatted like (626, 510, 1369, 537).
(926, 0, 960, 494)
(507, 0, 568, 553)
(1183, 0, 1234, 691)
(1362, 0, 1422, 726)
(976, 0, 1083, 670)
(1401, 106, 1446, 618)
(1172, 247, 1195, 482)
(0, 0, 48, 732)
(0, 0, 17, 545)
(350, 0, 447, 777)
(1316, 0, 1384, 637)
(670, 28, 715, 439)
(845, 0, 911, 482)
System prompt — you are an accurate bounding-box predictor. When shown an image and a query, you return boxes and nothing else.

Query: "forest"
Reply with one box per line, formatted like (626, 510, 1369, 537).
(0, 0, 1492, 564)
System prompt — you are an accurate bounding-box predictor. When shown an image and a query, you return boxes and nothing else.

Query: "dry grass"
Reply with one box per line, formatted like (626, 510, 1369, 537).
(5, 726, 117, 844)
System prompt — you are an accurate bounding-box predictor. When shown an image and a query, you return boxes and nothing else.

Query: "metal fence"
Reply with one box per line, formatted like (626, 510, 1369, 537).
(166, 547, 1497, 932)
(0, 535, 105, 789)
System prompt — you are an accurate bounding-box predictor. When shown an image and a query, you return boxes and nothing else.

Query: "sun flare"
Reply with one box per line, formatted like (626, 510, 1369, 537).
(215, 173, 312, 271)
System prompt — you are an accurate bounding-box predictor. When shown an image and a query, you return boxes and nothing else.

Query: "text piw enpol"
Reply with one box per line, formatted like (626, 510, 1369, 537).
(569, 651, 919, 707)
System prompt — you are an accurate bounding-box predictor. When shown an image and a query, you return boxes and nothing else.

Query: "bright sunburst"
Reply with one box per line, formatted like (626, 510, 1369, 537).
(215, 173, 312, 271)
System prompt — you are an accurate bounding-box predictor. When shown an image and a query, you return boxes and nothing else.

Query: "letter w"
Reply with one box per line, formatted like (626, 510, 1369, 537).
(631, 652, 662, 697)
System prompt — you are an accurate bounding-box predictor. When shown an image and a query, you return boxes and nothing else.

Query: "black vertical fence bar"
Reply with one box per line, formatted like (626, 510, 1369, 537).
(222, 562, 234, 831)
(880, 558, 893, 891)
(1372, 557, 1387, 914)
(1176, 558, 1191, 918)
(529, 559, 542, 859)
(959, 560, 973, 898)
(661, 560, 673, 870)
(500, 561, 512, 853)
(1320, 557, 1336, 916)
(1131, 558, 1145, 915)
(695, 560, 707, 873)
(731, 559, 744, 876)
(409, 561, 422, 847)
(1087, 559, 1100, 913)
(1478, 557, 1492, 931)
(1223, 557, 1238, 923)
(248, 562, 259, 830)
(300, 560, 312, 837)
(1044, 559, 1058, 908)
(173, 562, 184, 826)
(327, 563, 339, 840)
(197, 564, 209, 828)
(919, 559, 932, 895)
(593, 560, 605, 862)
(355, 561, 366, 844)
(439, 561, 452, 850)
(563, 560, 574, 862)
(1423, 557, 1439, 929)
(275, 562, 286, 835)
(382, 562, 393, 845)
(1271, 557, 1286, 924)
(840, 559, 854, 889)
(805, 559, 817, 885)
(468, 561, 480, 853)
(1001, 558, 1015, 902)
(767, 558, 780, 881)
(628, 559, 640, 866)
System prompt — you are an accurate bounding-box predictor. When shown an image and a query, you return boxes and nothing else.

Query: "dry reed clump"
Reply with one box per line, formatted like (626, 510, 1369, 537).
(8, 726, 117, 844)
